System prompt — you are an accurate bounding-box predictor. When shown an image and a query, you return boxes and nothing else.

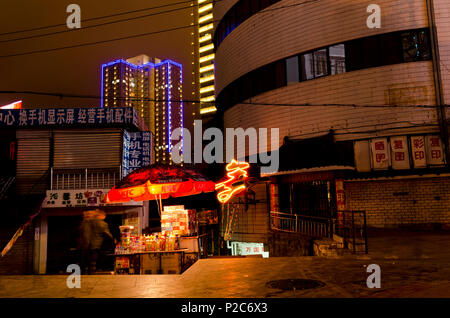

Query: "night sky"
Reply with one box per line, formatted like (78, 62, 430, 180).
(0, 0, 195, 131)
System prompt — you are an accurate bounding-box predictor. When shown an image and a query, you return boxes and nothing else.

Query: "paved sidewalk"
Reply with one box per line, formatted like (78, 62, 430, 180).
(0, 230, 449, 298)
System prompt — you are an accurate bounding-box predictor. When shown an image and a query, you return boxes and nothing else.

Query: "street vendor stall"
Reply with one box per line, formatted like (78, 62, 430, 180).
(104, 164, 216, 274)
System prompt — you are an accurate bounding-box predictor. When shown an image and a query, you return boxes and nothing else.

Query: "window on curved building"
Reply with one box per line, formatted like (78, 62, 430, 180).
(314, 49, 328, 78)
(286, 56, 300, 84)
(217, 28, 432, 111)
(250, 0, 260, 12)
(380, 32, 403, 65)
(345, 40, 363, 72)
(362, 36, 381, 69)
(329, 44, 346, 75)
(237, 0, 251, 22)
(301, 53, 314, 81)
(227, 7, 236, 36)
(300, 49, 329, 80)
(214, 0, 282, 50)
(275, 59, 287, 89)
(402, 30, 431, 62)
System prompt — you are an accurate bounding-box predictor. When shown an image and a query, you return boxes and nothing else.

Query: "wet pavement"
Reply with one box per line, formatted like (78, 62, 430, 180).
(0, 230, 449, 298)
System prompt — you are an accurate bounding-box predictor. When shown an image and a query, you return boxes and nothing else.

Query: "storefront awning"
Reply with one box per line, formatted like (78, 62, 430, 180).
(262, 131, 355, 177)
(261, 165, 355, 177)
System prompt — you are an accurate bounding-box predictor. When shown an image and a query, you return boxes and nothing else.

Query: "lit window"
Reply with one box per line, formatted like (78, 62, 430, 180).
(200, 85, 215, 94)
(200, 64, 214, 73)
(199, 13, 213, 24)
(199, 43, 214, 53)
(199, 34, 212, 43)
(199, 54, 215, 63)
(199, 23, 213, 33)
(199, 3, 212, 14)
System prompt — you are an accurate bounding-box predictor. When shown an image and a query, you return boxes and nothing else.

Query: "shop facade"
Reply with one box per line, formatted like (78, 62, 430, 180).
(0, 107, 154, 274)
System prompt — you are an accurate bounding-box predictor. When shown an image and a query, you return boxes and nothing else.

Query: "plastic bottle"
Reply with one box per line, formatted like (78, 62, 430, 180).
(175, 235, 179, 250)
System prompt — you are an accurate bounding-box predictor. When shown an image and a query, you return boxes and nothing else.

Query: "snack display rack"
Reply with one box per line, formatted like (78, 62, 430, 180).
(112, 206, 200, 274)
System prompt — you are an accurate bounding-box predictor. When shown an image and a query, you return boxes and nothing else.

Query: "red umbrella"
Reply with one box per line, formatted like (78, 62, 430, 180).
(104, 164, 216, 204)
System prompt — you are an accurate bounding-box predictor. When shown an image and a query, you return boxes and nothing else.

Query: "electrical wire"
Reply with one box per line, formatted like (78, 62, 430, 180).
(0, 5, 193, 44)
(0, 0, 198, 37)
(0, 0, 319, 59)
(1, 90, 449, 109)
(3, 89, 450, 111)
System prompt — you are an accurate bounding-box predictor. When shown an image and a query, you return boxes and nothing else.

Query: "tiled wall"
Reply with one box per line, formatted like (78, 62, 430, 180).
(345, 176, 450, 227)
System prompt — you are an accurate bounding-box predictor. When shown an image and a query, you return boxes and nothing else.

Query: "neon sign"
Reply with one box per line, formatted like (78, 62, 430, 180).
(215, 159, 250, 204)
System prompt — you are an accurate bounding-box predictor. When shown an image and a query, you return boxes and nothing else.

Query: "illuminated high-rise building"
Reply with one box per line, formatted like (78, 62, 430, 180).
(192, 0, 217, 118)
(101, 55, 183, 164)
(101, 55, 157, 130)
(154, 61, 184, 164)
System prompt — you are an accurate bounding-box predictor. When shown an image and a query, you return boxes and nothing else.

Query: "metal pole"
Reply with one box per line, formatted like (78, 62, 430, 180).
(426, 0, 449, 166)
(50, 167, 53, 190)
(363, 211, 368, 254)
(85, 169, 88, 189)
(352, 211, 356, 254)
(343, 210, 346, 248)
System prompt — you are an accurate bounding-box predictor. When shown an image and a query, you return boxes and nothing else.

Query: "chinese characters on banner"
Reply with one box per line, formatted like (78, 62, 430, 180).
(370, 138, 390, 170)
(122, 131, 153, 177)
(43, 189, 143, 208)
(425, 135, 445, 166)
(335, 180, 345, 228)
(354, 140, 372, 172)
(354, 135, 445, 171)
(233, 242, 266, 257)
(0, 107, 139, 128)
(410, 136, 427, 168)
(390, 136, 410, 170)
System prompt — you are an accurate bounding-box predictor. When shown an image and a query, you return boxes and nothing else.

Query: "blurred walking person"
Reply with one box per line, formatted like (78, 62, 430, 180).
(78, 209, 113, 274)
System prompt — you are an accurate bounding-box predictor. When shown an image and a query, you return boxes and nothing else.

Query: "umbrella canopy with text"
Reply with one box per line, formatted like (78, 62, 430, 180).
(104, 164, 216, 203)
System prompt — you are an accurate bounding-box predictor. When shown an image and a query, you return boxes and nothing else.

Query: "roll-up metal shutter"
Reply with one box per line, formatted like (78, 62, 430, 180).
(53, 129, 122, 169)
(16, 130, 51, 195)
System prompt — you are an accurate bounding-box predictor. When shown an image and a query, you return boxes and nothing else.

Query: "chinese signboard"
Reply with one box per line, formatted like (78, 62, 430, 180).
(122, 131, 153, 178)
(43, 189, 143, 208)
(370, 138, 390, 170)
(0, 107, 139, 128)
(390, 136, 410, 170)
(230, 241, 268, 258)
(336, 179, 345, 228)
(354, 140, 371, 172)
(354, 134, 445, 171)
(425, 135, 445, 166)
(410, 136, 427, 168)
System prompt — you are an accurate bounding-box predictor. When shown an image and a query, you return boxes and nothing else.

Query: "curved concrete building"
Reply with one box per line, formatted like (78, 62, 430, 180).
(213, 0, 450, 232)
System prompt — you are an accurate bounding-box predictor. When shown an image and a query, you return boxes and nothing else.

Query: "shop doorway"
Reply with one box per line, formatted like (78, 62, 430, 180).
(46, 214, 121, 274)
(279, 181, 336, 218)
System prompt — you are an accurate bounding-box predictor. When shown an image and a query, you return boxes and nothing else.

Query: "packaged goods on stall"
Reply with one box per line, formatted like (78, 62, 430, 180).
(114, 206, 197, 255)
(114, 232, 181, 254)
(161, 206, 196, 236)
